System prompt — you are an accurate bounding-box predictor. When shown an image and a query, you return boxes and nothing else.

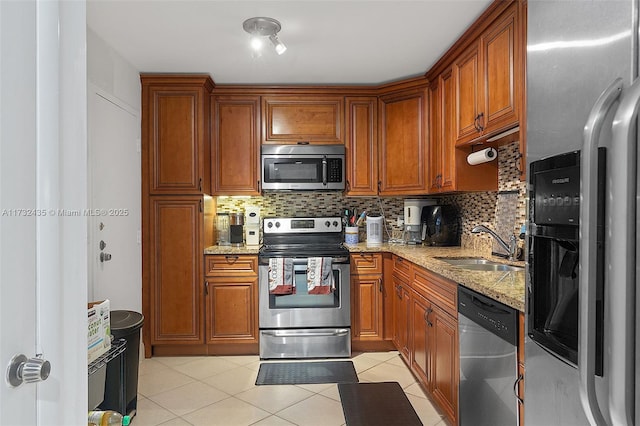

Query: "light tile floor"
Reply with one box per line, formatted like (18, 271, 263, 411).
(133, 351, 447, 426)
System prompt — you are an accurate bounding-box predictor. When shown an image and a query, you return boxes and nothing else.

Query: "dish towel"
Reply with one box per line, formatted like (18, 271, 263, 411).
(307, 257, 335, 294)
(268, 258, 295, 295)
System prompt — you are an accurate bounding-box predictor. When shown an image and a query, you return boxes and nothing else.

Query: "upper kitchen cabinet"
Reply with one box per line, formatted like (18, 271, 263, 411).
(211, 95, 260, 195)
(141, 74, 214, 195)
(345, 97, 378, 196)
(261, 95, 344, 144)
(455, 2, 520, 146)
(378, 87, 429, 195)
(429, 70, 498, 194)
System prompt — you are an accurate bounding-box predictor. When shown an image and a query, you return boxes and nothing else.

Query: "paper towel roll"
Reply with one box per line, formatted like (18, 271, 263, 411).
(467, 147, 497, 165)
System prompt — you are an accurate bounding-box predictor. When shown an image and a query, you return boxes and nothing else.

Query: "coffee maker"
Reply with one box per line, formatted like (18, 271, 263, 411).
(404, 199, 433, 244)
(230, 212, 244, 247)
(421, 205, 461, 246)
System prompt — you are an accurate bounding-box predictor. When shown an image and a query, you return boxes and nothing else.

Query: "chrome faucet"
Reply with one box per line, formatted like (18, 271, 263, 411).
(471, 225, 518, 261)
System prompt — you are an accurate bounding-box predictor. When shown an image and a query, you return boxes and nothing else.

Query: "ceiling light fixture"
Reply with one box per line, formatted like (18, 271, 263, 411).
(243, 17, 287, 55)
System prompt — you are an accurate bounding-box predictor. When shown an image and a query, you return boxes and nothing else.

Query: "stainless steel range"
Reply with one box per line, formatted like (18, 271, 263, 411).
(258, 217, 351, 359)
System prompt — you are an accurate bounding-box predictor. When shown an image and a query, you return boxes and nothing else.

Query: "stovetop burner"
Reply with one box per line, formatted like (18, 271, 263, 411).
(260, 216, 350, 259)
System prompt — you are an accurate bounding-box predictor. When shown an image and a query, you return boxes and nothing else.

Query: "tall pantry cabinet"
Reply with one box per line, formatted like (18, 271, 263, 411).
(141, 75, 214, 357)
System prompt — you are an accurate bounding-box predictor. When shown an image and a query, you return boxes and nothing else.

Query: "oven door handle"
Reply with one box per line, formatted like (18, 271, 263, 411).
(261, 329, 350, 337)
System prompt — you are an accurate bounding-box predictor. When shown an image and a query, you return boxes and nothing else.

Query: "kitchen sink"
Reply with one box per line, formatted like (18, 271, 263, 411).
(437, 257, 524, 272)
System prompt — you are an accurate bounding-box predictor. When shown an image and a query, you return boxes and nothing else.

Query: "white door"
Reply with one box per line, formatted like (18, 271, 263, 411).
(88, 89, 142, 312)
(1, 1, 87, 424)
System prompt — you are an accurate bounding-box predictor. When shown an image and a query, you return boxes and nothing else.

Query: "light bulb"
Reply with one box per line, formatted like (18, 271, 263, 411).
(269, 34, 287, 55)
(250, 36, 263, 51)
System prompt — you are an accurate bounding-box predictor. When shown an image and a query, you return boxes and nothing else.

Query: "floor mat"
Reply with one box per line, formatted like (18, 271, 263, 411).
(338, 382, 423, 426)
(255, 361, 358, 385)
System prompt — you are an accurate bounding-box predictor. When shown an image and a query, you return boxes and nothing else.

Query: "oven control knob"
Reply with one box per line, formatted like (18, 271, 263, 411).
(267, 222, 273, 228)
(325, 221, 331, 227)
(275, 222, 280, 228)
(333, 221, 338, 227)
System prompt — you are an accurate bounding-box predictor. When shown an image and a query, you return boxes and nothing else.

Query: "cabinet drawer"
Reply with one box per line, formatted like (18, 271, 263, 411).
(392, 255, 412, 280)
(351, 253, 383, 274)
(205, 255, 257, 277)
(413, 266, 457, 317)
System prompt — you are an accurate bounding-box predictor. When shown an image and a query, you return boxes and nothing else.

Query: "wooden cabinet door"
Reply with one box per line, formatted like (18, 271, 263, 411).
(345, 97, 378, 196)
(142, 76, 212, 194)
(205, 277, 258, 344)
(211, 95, 260, 195)
(455, 42, 482, 145)
(411, 290, 430, 385)
(392, 274, 412, 362)
(261, 96, 343, 144)
(482, 4, 518, 135)
(378, 89, 429, 195)
(352, 274, 384, 340)
(149, 196, 203, 344)
(428, 82, 442, 193)
(430, 305, 458, 424)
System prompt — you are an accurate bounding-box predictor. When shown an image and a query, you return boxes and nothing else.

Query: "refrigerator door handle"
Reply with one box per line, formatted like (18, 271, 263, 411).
(608, 76, 640, 426)
(580, 78, 623, 426)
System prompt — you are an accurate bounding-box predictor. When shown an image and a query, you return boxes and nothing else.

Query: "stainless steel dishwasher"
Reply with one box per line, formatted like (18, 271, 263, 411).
(458, 286, 518, 426)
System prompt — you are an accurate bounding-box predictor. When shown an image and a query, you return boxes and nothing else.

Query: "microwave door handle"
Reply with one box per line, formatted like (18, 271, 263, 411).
(579, 78, 622, 426)
(322, 156, 328, 186)
(609, 76, 640, 426)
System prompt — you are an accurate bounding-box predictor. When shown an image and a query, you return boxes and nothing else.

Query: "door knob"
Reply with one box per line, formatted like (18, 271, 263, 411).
(100, 252, 112, 262)
(6, 354, 51, 387)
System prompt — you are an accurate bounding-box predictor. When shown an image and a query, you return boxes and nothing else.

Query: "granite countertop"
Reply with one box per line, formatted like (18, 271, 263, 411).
(204, 245, 261, 254)
(347, 243, 525, 312)
(203, 242, 526, 312)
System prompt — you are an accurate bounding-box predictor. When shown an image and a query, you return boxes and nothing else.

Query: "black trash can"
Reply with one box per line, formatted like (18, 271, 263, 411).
(100, 310, 144, 418)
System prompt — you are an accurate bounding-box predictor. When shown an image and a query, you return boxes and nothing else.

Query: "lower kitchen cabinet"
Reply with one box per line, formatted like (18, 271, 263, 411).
(429, 303, 458, 424)
(411, 291, 430, 385)
(392, 272, 412, 363)
(147, 196, 206, 348)
(205, 254, 259, 354)
(389, 256, 459, 425)
(351, 253, 394, 351)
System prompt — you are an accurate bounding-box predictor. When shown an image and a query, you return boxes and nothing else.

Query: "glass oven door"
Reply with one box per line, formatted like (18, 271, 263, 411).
(258, 257, 350, 329)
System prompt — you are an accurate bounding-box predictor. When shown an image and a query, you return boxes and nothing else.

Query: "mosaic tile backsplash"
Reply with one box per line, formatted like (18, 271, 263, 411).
(214, 141, 527, 258)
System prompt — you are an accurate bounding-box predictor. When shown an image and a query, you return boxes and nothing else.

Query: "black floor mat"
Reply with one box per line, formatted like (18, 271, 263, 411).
(338, 382, 423, 426)
(255, 361, 358, 385)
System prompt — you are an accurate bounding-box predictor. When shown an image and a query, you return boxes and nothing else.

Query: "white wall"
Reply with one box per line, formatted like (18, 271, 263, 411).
(88, 28, 140, 110)
(87, 28, 142, 312)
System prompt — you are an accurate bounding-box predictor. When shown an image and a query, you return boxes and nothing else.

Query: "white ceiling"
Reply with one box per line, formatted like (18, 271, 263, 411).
(87, 0, 493, 85)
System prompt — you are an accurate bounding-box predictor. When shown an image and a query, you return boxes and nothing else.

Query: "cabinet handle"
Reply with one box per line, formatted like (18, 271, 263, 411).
(513, 374, 524, 405)
(515, 152, 523, 176)
(476, 112, 485, 132)
(377, 180, 381, 193)
(205, 281, 209, 296)
(199, 199, 203, 212)
(425, 307, 433, 327)
(257, 180, 260, 191)
(225, 255, 239, 263)
(199, 178, 202, 192)
(395, 284, 403, 298)
(346, 179, 351, 192)
(378, 277, 383, 293)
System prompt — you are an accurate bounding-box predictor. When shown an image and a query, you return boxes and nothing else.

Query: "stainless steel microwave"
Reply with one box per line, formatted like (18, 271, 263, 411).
(261, 144, 345, 191)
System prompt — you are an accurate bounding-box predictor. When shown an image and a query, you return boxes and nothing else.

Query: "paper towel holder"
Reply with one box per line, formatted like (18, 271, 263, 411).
(467, 147, 498, 165)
